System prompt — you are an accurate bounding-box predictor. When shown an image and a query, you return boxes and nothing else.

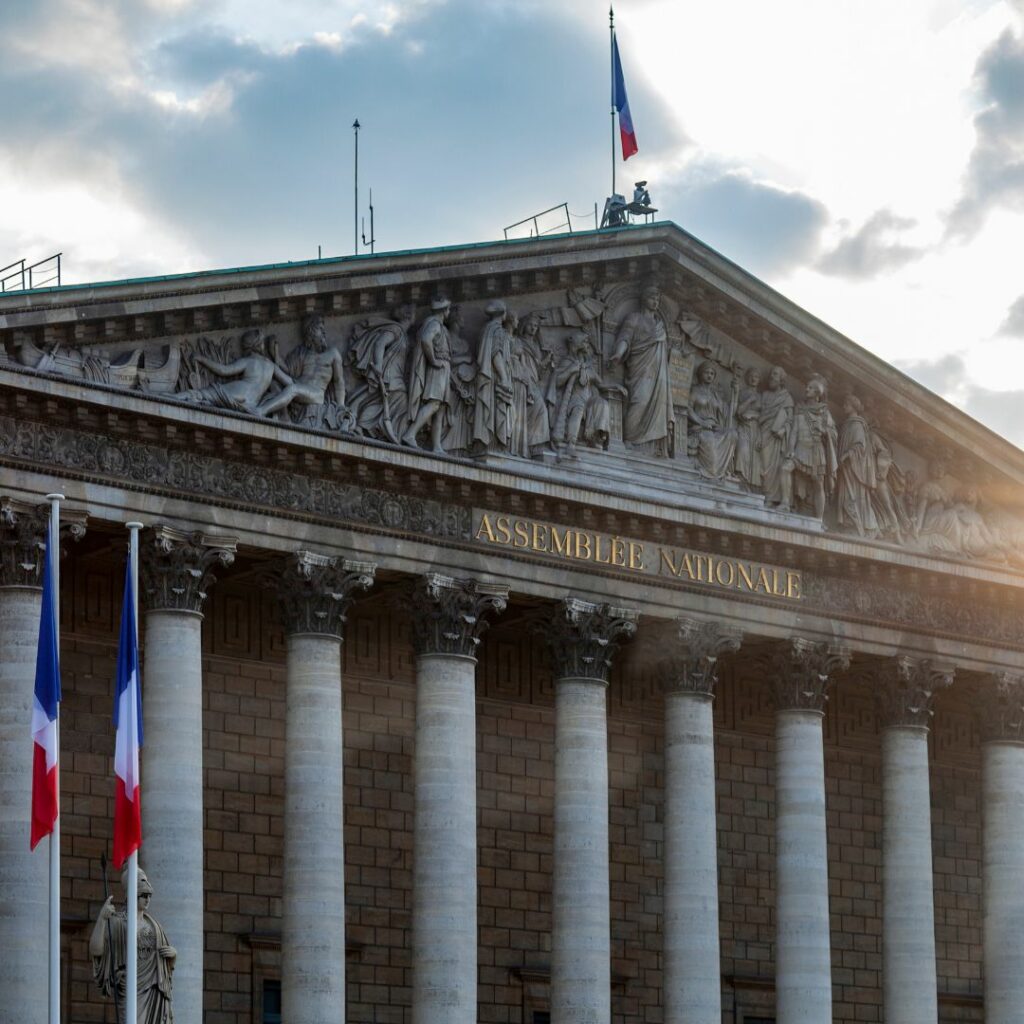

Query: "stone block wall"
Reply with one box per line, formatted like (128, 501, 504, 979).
(53, 565, 984, 1024)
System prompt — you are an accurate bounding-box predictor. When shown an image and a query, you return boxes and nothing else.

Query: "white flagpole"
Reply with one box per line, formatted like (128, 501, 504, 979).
(45, 492, 63, 1024)
(125, 521, 143, 1024)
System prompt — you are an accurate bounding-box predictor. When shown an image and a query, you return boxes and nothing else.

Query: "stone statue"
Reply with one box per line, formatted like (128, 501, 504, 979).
(260, 314, 349, 429)
(90, 868, 175, 1024)
(868, 430, 910, 543)
(954, 486, 1005, 560)
(913, 458, 964, 554)
(757, 366, 794, 506)
(836, 394, 880, 537)
(403, 298, 453, 452)
(780, 374, 838, 520)
(181, 328, 290, 415)
(347, 305, 416, 444)
(509, 311, 554, 458)
(687, 360, 738, 480)
(551, 330, 612, 455)
(609, 283, 675, 456)
(734, 367, 763, 490)
(441, 305, 477, 454)
(473, 300, 515, 453)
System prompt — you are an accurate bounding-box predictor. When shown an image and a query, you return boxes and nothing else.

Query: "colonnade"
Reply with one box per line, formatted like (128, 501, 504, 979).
(1, 506, 1023, 1024)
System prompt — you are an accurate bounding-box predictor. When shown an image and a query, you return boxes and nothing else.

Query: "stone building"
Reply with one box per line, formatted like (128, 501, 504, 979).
(0, 222, 1022, 1024)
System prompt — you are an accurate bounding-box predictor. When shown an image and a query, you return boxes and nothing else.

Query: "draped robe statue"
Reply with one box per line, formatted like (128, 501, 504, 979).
(473, 301, 515, 452)
(609, 285, 675, 455)
(836, 394, 880, 536)
(90, 869, 175, 1024)
(757, 366, 794, 506)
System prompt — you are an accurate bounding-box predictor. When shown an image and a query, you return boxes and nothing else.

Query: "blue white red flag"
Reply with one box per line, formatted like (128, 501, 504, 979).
(30, 535, 61, 849)
(612, 33, 638, 160)
(112, 561, 142, 869)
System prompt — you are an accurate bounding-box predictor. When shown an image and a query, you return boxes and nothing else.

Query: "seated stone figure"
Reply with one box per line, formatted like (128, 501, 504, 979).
(181, 329, 291, 415)
(260, 314, 349, 429)
(687, 360, 738, 480)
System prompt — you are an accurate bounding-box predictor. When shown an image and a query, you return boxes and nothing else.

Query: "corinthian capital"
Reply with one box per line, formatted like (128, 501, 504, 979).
(275, 550, 376, 638)
(408, 572, 508, 658)
(771, 637, 850, 712)
(873, 656, 954, 729)
(0, 497, 86, 588)
(976, 672, 1024, 743)
(658, 616, 743, 696)
(140, 525, 236, 614)
(538, 597, 638, 683)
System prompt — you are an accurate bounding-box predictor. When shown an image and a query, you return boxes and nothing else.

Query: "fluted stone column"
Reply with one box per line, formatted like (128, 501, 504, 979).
(539, 598, 637, 1024)
(875, 657, 952, 1024)
(977, 673, 1024, 1024)
(771, 638, 849, 1024)
(660, 618, 742, 1024)
(409, 573, 508, 1024)
(139, 526, 235, 1024)
(0, 500, 51, 1024)
(275, 551, 375, 1024)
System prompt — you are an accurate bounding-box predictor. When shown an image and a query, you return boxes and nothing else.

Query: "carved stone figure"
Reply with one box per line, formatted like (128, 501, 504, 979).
(757, 366, 794, 506)
(473, 300, 515, 453)
(836, 394, 880, 537)
(181, 328, 289, 414)
(441, 305, 477, 454)
(609, 283, 675, 455)
(687, 360, 738, 480)
(90, 868, 175, 1024)
(347, 305, 416, 444)
(551, 331, 611, 455)
(869, 429, 910, 542)
(913, 458, 965, 554)
(258, 314, 348, 429)
(734, 367, 763, 490)
(780, 374, 838, 520)
(954, 486, 1005, 560)
(509, 311, 554, 458)
(403, 298, 453, 452)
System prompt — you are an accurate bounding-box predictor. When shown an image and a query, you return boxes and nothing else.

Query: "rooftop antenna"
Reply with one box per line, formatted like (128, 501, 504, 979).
(362, 188, 377, 254)
(352, 118, 360, 256)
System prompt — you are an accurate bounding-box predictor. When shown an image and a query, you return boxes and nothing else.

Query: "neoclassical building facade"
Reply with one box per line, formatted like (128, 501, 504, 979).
(0, 223, 1021, 1024)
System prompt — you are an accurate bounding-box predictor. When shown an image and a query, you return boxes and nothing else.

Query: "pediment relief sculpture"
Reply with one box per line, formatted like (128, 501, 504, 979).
(3, 279, 1022, 569)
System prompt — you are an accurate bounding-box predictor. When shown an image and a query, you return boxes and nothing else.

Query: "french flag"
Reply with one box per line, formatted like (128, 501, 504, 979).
(30, 535, 61, 849)
(612, 33, 638, 161)
(112, 561, 143, 869)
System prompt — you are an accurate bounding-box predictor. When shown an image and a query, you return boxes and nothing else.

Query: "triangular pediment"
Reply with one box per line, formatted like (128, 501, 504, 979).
(1, 223, 1022, 578)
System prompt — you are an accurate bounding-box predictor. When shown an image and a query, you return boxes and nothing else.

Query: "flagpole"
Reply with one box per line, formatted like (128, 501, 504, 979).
(45, 492, 63, 1024)
(609, 6, 616, 201)
(125, 521, 142, 1024)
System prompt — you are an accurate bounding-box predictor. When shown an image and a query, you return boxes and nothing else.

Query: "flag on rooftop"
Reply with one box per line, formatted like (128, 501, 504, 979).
(612, 32, 638, 161)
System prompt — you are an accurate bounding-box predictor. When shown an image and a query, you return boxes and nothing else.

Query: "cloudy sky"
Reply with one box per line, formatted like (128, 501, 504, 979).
(3, 0, 1024, 444)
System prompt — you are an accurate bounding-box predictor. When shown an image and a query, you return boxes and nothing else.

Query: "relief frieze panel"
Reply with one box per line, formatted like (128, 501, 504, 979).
(1, 412, 1023, 650)
(4, 274, 1022, 572)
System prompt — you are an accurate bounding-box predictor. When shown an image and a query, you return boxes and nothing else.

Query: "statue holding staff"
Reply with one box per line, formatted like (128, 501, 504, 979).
(90, 867, 175, 1024)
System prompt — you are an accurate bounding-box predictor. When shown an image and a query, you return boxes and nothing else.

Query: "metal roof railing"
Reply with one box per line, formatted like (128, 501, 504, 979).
(0, 252, 62, 292)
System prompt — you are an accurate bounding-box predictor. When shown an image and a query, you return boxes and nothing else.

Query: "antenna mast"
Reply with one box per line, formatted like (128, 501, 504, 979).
(352, 118, 360, 255)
